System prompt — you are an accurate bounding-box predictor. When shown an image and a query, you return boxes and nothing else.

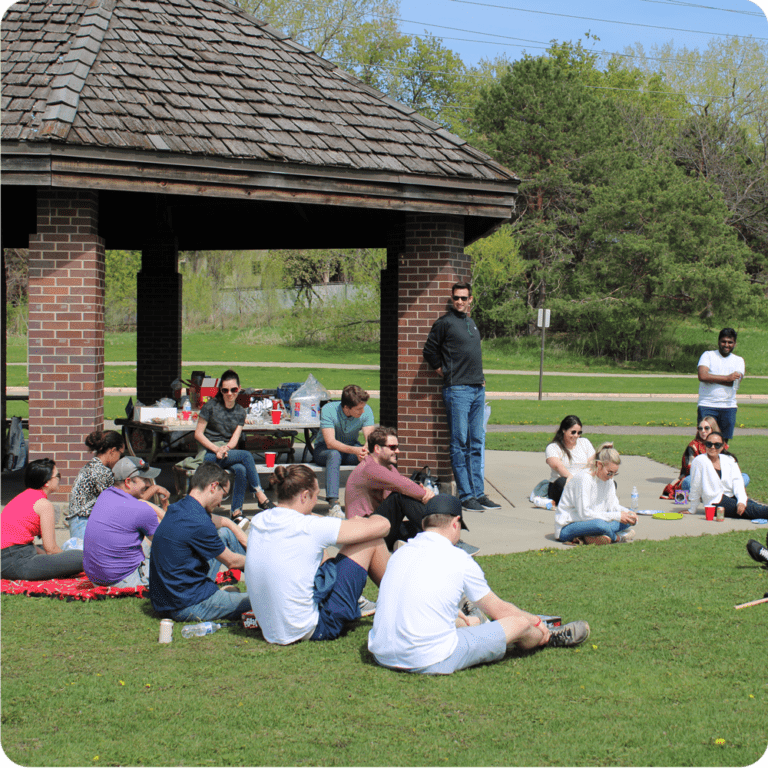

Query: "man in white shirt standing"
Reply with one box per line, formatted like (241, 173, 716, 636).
(697, 328, 745, 442)
(368, 495, 590, 675)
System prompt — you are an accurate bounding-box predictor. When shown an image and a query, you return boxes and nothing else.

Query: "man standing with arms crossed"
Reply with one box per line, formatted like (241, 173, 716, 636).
(697, 327, 745, 442)
(423, 282, 500, 513)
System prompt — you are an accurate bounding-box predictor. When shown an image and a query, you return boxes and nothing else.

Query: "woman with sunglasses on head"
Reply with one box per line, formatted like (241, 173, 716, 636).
(195, 369, 272, 526)
(1, 459, 84, 580)
(545, 416, 595, 505)
(554, 443, 638, 545)
(687, 432, 768, 519)
(661, 417, 749, 500)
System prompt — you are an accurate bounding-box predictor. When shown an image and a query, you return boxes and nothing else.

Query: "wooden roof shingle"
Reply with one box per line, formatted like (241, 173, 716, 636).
(1, 0, 516, 183)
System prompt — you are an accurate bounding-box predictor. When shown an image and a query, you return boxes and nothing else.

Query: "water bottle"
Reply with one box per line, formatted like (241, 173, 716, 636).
(531, 495, 553, 510)
(181, 621, 221, 638)
(630, 486, 639, 513)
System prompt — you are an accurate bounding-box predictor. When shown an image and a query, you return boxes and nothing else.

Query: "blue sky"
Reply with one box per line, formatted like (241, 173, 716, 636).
(395, 0, 768, 67)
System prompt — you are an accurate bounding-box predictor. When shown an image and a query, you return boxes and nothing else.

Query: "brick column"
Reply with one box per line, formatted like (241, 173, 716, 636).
(136, 235, 181, 404)
(392, 213, 469, 484)
(379, 224, 404, 428)
(28, 190, 105, 490)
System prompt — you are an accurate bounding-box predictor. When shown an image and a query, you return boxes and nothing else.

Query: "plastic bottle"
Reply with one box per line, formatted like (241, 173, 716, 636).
(630, 486, 639, 513)
(531, 495, 553, 510)
(181, 621, 221, 638)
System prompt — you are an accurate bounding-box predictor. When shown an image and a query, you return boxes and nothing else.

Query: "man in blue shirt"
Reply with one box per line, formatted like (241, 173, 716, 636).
(149, 463, 250, 622)
(312, 384, 375, 518)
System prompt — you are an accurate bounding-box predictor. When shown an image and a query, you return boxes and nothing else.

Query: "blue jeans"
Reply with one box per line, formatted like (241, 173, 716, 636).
(558, 519, 631, 543)
(715, 495, 768, 520)
(169, 528, 249, 622)
(204, 449, 263, 515)
(681, 473, 749, 491)
(67, 515, 88, 540)
(697, 406, 737, 442)
(442, 385, 485, 501)
(313, 445, 359, 500)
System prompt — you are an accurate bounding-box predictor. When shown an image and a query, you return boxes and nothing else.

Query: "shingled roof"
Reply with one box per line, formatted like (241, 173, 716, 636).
(1, 0, 516, 183)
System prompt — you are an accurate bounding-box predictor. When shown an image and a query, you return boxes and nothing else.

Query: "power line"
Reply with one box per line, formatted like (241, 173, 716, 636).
(448, 0, 768, 41)
(637, 0, 765, 15)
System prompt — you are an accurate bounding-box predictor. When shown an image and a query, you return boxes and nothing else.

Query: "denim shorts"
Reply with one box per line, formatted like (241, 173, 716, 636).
(397, 621, 507, 675)
(310, 553, 367, 641)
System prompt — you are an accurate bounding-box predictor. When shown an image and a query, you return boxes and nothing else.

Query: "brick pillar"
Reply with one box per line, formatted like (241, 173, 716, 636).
(379, 224, 404, 428)
(394, 213, 469, 484)
(136, 235, 181, 404)
(28, 190, 105, 490)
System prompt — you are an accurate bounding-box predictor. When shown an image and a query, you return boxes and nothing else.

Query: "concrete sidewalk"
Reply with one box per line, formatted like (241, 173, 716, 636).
(6, 449, 760, 552)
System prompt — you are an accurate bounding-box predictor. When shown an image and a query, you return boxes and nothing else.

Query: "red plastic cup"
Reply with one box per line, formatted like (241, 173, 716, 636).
(271, 409, 281, 425)
(705, 505, 715, 521)
(265, 452, 276, 468)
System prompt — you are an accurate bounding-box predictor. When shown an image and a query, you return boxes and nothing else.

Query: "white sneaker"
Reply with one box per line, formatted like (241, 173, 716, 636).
(328, 503, 344, 519)
(616, 528, 636, 543)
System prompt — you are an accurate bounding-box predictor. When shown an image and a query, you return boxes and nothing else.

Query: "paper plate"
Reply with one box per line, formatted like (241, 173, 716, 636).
(752, 519, 768, 525)
(652, 512, 684, 520)
(636, 509, 661, 516)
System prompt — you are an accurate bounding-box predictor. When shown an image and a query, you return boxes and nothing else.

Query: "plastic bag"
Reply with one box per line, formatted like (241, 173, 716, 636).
(289, 374, 329, 422)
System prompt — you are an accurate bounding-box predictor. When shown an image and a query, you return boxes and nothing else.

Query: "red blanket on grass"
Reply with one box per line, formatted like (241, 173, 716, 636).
(0, 569, 240, 602)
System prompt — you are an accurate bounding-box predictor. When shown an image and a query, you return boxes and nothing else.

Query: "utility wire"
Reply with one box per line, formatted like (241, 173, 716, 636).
(637, 0, 765, 15)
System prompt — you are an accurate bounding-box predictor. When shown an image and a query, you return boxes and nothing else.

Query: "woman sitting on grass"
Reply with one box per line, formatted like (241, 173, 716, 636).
(67, 430, 168, 539)
(686, 432, 768, 519)
(554, 443, 638, 545)
(1, 459, 84, 580)
(660, 417, 748, 500)
(195, 369, 273, 527)
(544, 415, 595, 505)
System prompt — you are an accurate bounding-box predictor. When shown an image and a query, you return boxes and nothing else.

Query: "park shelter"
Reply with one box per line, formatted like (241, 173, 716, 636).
(1, 0, 519, 489)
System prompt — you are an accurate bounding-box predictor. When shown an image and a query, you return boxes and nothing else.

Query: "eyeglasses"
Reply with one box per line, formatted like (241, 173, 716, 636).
(385, 443, 400, 451)
(452, 295, 469, 303)
(569, 429, 583, 435)
(705, 441, 723, 449)
(51, 473, 61, 480)
(214, 482, 231, 500)
(220, 387, 239, 394)
(697, 426, 711, 431)
(600, 465, 619, 477)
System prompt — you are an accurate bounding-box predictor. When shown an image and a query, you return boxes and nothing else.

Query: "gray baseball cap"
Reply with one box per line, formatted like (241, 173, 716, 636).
(113, 456, 160, 482)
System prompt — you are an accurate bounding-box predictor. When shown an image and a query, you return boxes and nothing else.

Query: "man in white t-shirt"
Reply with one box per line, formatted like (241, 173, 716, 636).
(697, 328, 745, 442)
(244, 469, 390, 644)
(368, 495, 590, 674)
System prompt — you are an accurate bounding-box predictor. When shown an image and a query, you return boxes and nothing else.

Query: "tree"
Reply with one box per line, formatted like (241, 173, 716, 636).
(105, 250, 141, 331)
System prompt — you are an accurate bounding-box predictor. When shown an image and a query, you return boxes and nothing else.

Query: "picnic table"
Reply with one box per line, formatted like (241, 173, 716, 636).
(114, 415, 321, 464)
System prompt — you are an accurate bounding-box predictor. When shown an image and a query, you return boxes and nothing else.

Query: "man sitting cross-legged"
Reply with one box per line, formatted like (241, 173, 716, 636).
(368, 494, 590, 675)
(149, 463, 250, 622)
(83, 456, 165, 587)
(244, 464, 390, 644)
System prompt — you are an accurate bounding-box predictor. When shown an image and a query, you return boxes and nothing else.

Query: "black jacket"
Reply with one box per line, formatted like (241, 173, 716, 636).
(423, 309, 484, 387)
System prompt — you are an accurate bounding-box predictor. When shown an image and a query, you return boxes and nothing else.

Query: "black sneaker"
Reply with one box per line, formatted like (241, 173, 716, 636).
(548, 620, 590, 647)
(455, 539, 480, 556)
(746, 539, 768, 566)
(476, 494, 501, 510)
(462, 498, 485, 512)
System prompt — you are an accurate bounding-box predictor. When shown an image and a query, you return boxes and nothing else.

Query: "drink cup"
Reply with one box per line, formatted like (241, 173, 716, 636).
(265, 452, 276, 468)
(271, 409, 281, 425)
(705, 506, 715, 521)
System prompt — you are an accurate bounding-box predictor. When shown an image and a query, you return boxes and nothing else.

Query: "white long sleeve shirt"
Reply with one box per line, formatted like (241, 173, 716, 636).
(687, 453, 746, 514)
(554, 469, 629, 539)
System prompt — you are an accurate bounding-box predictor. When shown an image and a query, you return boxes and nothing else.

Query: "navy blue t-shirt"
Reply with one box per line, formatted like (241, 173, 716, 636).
(148, 495, 225, 613)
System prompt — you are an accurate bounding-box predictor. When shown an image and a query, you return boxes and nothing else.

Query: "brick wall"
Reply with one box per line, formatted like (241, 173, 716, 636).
(27, 190, 105, 491)
(390, 213, 470, 481)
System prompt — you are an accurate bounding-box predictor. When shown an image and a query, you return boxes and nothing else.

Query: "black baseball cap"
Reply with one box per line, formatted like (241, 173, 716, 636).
(425, 494, 469, 531)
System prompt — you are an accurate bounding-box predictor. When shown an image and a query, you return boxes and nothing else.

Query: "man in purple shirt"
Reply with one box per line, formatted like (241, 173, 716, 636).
(83, 457, 164, 587)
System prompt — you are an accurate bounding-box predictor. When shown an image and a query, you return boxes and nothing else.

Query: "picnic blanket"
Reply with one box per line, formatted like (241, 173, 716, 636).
(0, 569, 241, 602)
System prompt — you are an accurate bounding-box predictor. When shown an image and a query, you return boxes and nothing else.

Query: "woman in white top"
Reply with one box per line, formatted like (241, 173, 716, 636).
(545, 416, 595, 505)
(687, 431, 768, 519)
(555, 443, 638, 545)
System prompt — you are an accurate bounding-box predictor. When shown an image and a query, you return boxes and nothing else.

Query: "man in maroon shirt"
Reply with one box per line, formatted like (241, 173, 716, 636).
(345, 427, 476, 554)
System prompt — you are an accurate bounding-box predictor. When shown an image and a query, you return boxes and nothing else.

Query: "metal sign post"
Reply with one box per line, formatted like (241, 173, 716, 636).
(537, 308, 551, 402)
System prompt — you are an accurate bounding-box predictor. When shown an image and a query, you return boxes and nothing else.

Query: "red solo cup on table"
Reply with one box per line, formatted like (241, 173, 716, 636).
(705, 506, 715, 521)
(265, 452, 277, 468)
(271, 409, 281, 425)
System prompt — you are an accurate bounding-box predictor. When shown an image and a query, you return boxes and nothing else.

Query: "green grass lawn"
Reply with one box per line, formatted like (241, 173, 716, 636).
(2, 531, 766, 767)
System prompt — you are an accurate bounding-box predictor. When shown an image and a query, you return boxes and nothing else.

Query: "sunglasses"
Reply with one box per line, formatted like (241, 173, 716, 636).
(569, 429, 583, 435)
(385, 443, 400, 451)
(452, 295, 469, 302)
(697, 426, 711, 431)
(220, 387, 239, 394)
(705, 441, 723, 449)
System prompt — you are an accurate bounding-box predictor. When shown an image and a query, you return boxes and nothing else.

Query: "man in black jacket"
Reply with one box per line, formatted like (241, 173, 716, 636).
(423, 282, 500, 513)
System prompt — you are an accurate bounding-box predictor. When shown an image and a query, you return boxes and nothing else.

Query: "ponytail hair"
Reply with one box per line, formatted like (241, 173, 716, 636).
(272, 465, 318, 503)
(589, 443, 621, 474)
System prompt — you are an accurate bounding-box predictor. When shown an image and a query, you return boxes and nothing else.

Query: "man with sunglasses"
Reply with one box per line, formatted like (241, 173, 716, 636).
(149, 463, 251, 622)
(423, 282, 500, 513)
(697, 328, 745, 442)
(83, 457, 165, 587)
